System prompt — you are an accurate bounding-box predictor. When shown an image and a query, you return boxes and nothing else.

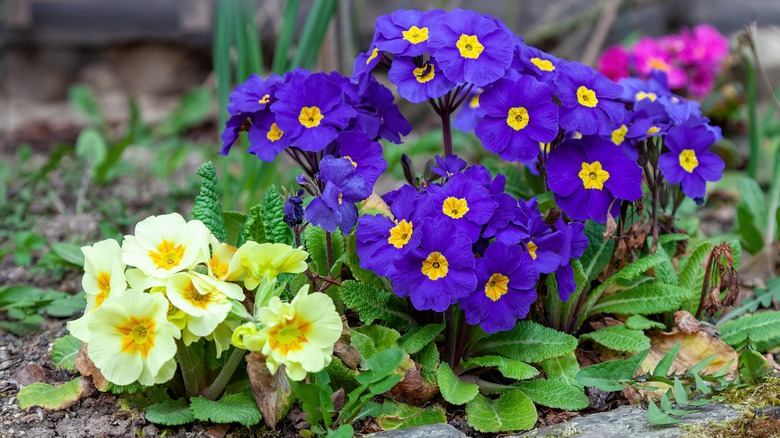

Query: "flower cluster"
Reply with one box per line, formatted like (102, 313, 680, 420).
(68, 213, 337, 385)
(220, 68, 411, 163)
(597, 25, 730, 97)
(355, 158, 587, 333)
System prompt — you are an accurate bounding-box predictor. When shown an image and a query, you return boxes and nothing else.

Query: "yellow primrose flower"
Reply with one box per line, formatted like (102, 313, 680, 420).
(229, 241, 308, 290)
(82, 239, 127, 299)
(254, 286, 342, 381)
(87, 290, 181, 386)
(122, 213, 210, 279)
(167, 271, 243, 339)
(207, 235, 241, 282)
(125, 268, 166, 291)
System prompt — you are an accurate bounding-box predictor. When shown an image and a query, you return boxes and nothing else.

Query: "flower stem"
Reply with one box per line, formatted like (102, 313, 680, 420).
(202, 347, 246, 400)
(441, 111, 453, 157)
(325, 231, 334, 270)
(444, 307, 458, 368)
(176, 340, 204, 398)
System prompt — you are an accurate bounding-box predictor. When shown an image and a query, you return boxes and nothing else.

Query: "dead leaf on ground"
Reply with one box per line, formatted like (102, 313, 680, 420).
(674, 310, 702, 334)
(74, 344, 108, 391)
(387, 366, 439, 405)
(640, 330, 738, 378)
(246, 352, 292, 429)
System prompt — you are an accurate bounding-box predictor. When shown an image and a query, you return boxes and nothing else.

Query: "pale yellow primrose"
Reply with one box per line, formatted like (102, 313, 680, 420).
(228, 242, 309, 290)
(87, 291, 181, 386)
(167, 271, 244, 339)
(236, 286, 342, 381)
(121, 213, 210, 279)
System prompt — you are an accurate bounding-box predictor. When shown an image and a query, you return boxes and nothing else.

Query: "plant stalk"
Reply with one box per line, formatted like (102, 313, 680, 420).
(176, 340, 205, 398)
(202, 347, 247, 400)
(441, 111, 453, 157)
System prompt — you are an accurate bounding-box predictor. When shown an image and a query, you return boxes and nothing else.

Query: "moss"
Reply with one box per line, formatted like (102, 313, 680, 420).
(680, 413, 780, 438)
(539, 421, 581, 438)
(720, 377, 780, 410)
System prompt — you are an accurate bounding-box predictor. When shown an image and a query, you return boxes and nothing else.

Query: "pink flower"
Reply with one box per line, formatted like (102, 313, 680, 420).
(631, 37, 687, 89)
(597, 45, 630, 82)
(681, 24, 729, 70)
(688, 67, 715, 97)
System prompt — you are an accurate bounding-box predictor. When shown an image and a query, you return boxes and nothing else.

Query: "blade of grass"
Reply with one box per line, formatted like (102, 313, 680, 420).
(272, 0, 300, 74)
(292, 0, 338, 69)
(742, 52, 759, 180)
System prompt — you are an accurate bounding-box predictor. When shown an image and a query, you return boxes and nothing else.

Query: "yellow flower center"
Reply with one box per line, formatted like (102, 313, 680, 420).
(96, 271, 112, 294)
(611, 125, 628, 145)
(530, 57, 555, 72)
(526, 241, 538, 260)
(267, 314, 312, 356)
(266, 122, 283, 142)
(646, 126, 661, 136)
(442, 196, 469, 219)
(342, 155, 358, 167)
(635, 91, 657, 102)
(578, 161, 610, 190)
(298, 106, 324, 128)
(402, 25, 428, 44)
(648, 57, 671, 72)
(576, 86, 598, 108)
(117, 317, 156, 358)
(148, 240, 186, 270)
(456, 34, 484, 59)
(92, 290, 108, 311)
(469, 94, 480, 109)
(484, 273, 509, 302)
(258, 94, 271, 104)
(366, 48, 380, 64)
(679, 149, 699, 173)
(506, 107, 529, 131)
(421, 251, 449, 281)
(209, 255, 229, 281)
(388, 219, 413, 249)
(187, 288, 216, 310)
(413, 63, 436, 83)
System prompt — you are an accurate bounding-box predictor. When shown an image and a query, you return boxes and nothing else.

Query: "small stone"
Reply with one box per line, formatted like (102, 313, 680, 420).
(364, 424, 467, 438)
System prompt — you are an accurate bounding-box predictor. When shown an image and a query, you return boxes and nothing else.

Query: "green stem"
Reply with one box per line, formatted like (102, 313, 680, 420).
(176, 340, 204, 398)
(444, 307, 457, 368)
(202, 348, 246, 400)
(743, 52, 759, 179)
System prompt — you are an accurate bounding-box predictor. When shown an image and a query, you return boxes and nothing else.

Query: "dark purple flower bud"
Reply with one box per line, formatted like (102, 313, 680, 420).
(284, 192, 304, 228)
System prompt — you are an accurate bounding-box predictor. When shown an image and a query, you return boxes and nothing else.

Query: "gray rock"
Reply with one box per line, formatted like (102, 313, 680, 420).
(518, 403, 741, 438)
(365, 423, 467, 438)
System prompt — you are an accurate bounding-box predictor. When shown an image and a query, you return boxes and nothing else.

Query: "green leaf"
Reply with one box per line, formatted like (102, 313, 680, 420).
(345, 233, 385, 289)
(75, 128, 107, 168)
(719, 311, 780, 348)
(515, 378, 589, 411)
(341, 280, 417, 331)
(51, 335, 82, 371)
(576, 350, 648, 391)
(261, 186, 293, 245)
(466, 391, 537, 433)
(736, 204, 765, 254)
(158, 87, 212, 136)
(580, 220, 615, 283)
(462, 356, 539, 380)
(377, 401, 447, 430)
(399, 323, 444, 354)
(613, 253, 667, 282)
(192, 161, 227, 242)
(242, 204, 266, 243)
(739, 176, 768, 233)
(18, 377, 88, 410)
(471, 321, 577, 363)
(625, 315, 666, 330)
(145, 398, 195, 426)
(653, 341, 682, 378)
(415, 342, 440, 385)
(43, 292, 86, 318)
(357, 347, 406, 386)
(673, 377, 689, 405)
(68, 84, 104, 128)
(352, 325, 401, 361)
(652, 239, 678, 285)
(327, 424, 355, 438)
(647, 400, 681, 425)
(437, 362, 479, 405)
(678, 242, 712, 293)
(190, 390, 262, 426)
(580, 325, 651, 352)
(303, 226, 342, 275)
(326, 356, 358, 393)
(222, 211, 247, 247)
(589, 282, 691, 316)
(50, 243, 84, 267)
(539, 352, 581, 388)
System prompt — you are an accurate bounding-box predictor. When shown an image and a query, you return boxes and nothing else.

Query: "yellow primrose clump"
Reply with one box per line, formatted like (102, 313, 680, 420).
(87, 290, 181, 386)
(122, 213, 210, 279)
(251, 286, 342, 381)
(229, 242, 308, 290)
(167, 271, 244, 340)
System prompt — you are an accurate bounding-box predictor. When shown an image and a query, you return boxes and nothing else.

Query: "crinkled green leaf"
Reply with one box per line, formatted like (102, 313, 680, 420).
(471, 321, 577, 363)
(345, 233, 385, 289)
(145, 398, 195, 426)
(241, 204, 266, 243)
(377, 401, 446, 430)
(462, 356, 539, 380)
(261, 186, 293, 245)
(539, 352, 582, 388)
(341, 280, 417, 331)
(437, 362, 479, 405)
(415, 342, 440, 385)
(303, 226, 343, 275)
(399, 323, 444, 354)
(589, 282, 691, 316)
(580, 325, 651, 352)
(51, 335, 81, 371)
(678, 241, 711, 292)
(515, 378, 589, 410)
(580, 220, 614, 283)
(190, 390, 262, 426)
(719, 311, 780, 348)
(576, 350, 648, 391)
(222, 211, 247, 247)
(466, 391, 537, 433)
(192, 161, 226, 242)
(352, 324, 401, 361)
(18, 377, 88, 410)
(625, 314, 666, 330)
(652, 239, 678, 285)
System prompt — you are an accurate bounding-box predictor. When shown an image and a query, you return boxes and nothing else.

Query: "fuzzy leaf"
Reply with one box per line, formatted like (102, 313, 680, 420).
(652, 240, 678, 285)
(18, 377, 89, 410)
(465, 391, 537, 433)
(437, 362, 479, 405)
(241, 204, 266, 243)
(625, 315, 666, 330)
(581, 325, 651, 352)
(51, 335, 82, 371)
(190, 390, 262, 426)
(145, 398, 195, 426)
(303, 226, 344, 276)
(341, 280, 417, 331)
(462, 356, 539, 380)
(376, 401, 446, 430)
(415, 342, 440, 385)
(678, 241, 712, 293)
(589, 282, 691, 316)
(580, 221, 614, 283)
(261, 186, 293, 245)
(192, 161, 226, 242)
(222, 211, 247, 247)
(471, 321, 577, 363)
(719, 311, 780, 348)
(613, 253, 667, 282)
(345, 233, 385, 289)
(399, 323, 444, 354)
(539, 352, 581, 388)
(576, 350, 648, 391)
(515, 378, 589, 410)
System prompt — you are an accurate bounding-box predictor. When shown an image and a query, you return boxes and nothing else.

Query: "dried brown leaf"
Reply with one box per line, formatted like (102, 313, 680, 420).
(246, 352, 291, 429)
(387, 366, 439, 406)
(674, 310, 702, 334)
(74, 344, 108, 391)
